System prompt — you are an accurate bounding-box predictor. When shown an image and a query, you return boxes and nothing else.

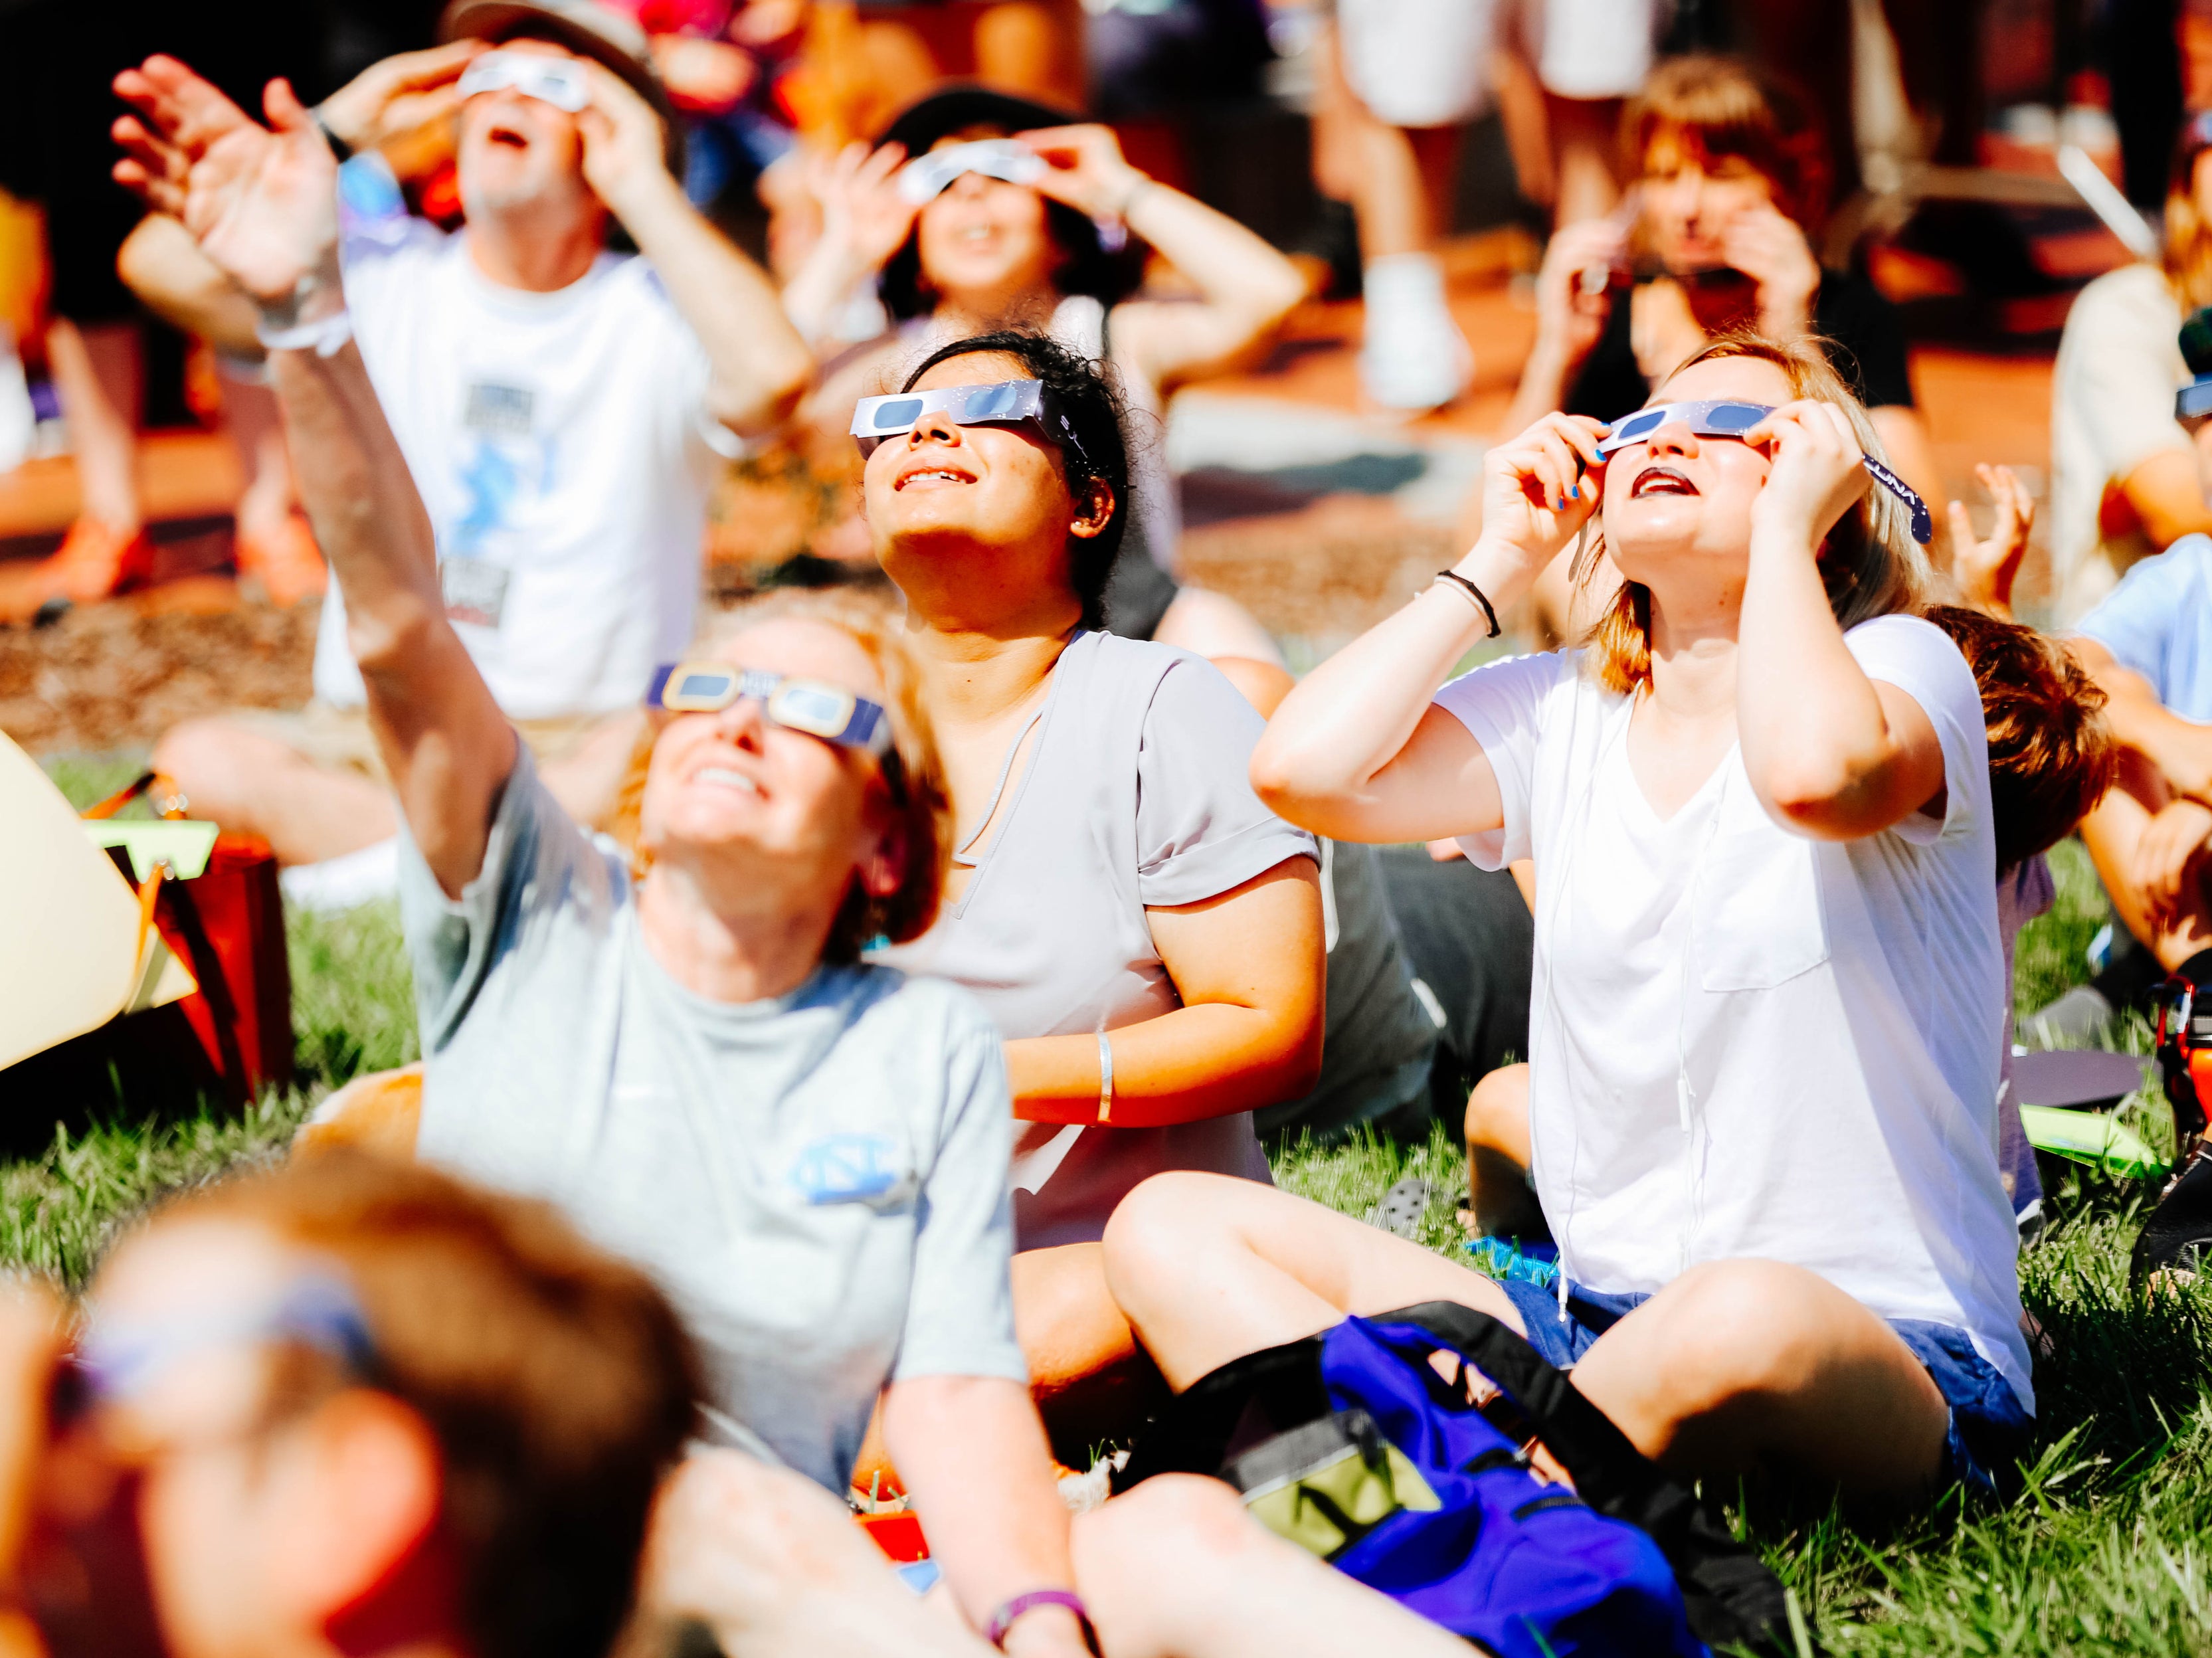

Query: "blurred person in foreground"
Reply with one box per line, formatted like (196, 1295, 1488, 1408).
(113, 60, 1097, 1657)
(122, 3, 812, 892)
(2048, 110, 2212, 625)
(0, 1150, 697, 1658)
(1501, 54, 1937, 641)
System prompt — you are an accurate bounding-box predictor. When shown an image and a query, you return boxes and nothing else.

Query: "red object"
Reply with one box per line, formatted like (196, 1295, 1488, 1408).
(146, 832, 294, 1105)
(856, 1511, 929, 1563)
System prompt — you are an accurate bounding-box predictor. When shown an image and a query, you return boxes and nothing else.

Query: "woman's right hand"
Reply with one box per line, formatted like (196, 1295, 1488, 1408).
(1472, 411, 1608, 587)
(806, 139, 919, 275)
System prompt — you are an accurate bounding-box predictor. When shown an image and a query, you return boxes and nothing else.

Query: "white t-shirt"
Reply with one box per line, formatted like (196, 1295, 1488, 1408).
(317, 199, 723, 719)
(1434, 616, 2030, 1410)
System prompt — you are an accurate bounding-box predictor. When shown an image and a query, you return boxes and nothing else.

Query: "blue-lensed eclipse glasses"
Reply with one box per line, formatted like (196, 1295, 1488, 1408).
(647, 664, 894, 760)
(850, 378, 1087, 464)
(1596, 399, 1934, 544)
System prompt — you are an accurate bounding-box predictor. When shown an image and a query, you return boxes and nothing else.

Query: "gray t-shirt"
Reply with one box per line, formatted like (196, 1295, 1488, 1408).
(874, 630, 1318, 1249)
(403, 749, 1026, 1493)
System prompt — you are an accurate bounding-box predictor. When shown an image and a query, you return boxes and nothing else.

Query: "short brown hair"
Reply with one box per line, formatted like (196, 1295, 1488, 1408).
(1923, 606, 2116, 872)
(1625, 54, 1832, 233)
(612, 587, 955, 961)
(165, 1152, 701, 1658)
(1578, 331, 1930, 694)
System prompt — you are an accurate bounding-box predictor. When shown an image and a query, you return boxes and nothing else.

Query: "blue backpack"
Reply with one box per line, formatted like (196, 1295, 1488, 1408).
(1117, 1301, 1795, 1658)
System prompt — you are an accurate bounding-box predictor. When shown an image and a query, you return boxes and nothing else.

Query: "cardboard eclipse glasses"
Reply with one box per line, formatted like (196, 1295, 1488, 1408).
(1596, 399, 1934, 544)
(646, 664, 895, 761)
(850, 378, 1088, 462)
(457, 51, 591, 114)
(897, 139, 1048, 205)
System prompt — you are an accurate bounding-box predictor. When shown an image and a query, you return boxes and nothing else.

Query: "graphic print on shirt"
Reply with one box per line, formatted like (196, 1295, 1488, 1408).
(788, 1133, 918, 1210)
(438, 379, 549, 629)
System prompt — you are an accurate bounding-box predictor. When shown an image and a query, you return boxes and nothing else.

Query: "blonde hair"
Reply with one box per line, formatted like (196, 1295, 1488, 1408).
(2166, 134, 2212, 310)
(1577, 330, 1929, 695)
(611, 587, 953, 962)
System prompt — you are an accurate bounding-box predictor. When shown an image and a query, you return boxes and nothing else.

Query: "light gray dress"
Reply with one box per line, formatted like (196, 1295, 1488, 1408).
(874, 630, 1319, 1249)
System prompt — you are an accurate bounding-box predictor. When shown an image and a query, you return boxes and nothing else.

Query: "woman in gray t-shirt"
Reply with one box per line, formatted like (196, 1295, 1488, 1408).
(860, 329, 1325, 1443)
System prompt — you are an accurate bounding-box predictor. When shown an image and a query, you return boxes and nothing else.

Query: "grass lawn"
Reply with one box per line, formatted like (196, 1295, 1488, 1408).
(11, 769, 2212, 1655)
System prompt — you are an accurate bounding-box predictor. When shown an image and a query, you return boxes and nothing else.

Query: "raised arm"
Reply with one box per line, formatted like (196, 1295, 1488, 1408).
(1018, 125, 1308, 389)
(1734, 402, 1946, 840)
(112, 56, 515, 894)
(1251, 413, 1607, 842)
(572, 60, 812, 436)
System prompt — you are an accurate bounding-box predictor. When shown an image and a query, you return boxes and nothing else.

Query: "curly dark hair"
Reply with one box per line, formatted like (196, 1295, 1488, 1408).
(1923, 605, 2116, 873)
(899, 329, 1131, 630)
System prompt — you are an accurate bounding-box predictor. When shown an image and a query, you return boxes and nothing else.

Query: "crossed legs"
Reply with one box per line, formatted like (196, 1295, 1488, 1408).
(1102, 1172, 1951, 1507)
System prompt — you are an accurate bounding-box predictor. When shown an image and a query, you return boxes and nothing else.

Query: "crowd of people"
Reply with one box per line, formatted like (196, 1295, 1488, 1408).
(11, 0, 2212, 1651)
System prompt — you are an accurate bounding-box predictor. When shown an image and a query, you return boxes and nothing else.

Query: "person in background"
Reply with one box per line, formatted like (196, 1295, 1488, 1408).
(1502, 54, 1939, 644)
(118, 5, 812, 892)
(2049, 110, 2212, 625)
(1238, 333, 2031, 1505)
(856, 330, 1324, 1463)
(0, 1150, 698, 1658)
(116, 76, 1095, 1656)
(786, 84, 1304, 678)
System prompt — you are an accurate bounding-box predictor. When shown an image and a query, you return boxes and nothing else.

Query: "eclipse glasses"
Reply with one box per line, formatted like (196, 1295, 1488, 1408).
(850, 378, 1087, 462)
(457, 50, 591, 113)
(897, 139, 1048, 205)
(646, 664, 894, 759)
(1596, 399, 1934, 544)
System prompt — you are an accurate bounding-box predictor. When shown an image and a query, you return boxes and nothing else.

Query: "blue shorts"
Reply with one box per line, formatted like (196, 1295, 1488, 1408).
(1495, 1277, 2033, 1497)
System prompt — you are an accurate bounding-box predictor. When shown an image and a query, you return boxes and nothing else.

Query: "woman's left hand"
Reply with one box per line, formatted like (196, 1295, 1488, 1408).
(1745, 399, 1872, 551)
(1016, 123, 1149, 221)
(1722, 201, 1819, 337)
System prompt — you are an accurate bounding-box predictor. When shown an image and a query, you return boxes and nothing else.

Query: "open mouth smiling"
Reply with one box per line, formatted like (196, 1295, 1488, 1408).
(894, 460, 976, 490)
(1630, 464, 1698, 499)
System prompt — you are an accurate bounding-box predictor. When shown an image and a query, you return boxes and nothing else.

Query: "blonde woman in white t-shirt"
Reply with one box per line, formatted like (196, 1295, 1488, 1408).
(1101, 333, 2033, 1508)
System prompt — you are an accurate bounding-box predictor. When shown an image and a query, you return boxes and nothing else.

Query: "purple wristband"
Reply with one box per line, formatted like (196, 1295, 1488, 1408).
(984, 1589, 1099, 1653)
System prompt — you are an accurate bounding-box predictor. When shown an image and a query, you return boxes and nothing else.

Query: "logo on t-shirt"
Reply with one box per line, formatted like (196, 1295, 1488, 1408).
(464, 381, 536, 437)
(788, 1133, 916, 1210)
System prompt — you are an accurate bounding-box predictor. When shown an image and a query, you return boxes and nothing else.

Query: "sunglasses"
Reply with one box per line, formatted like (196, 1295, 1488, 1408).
(1596, 399, 1934, 543)
(647, 663, 895, 760)
(897, 138, 1048, 205)
(457, 50, 591, 114)
(850, 377, 1088, 463)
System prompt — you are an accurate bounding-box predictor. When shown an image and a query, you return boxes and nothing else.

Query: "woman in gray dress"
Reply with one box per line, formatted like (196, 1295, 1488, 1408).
(862, 328, 1326, 1452)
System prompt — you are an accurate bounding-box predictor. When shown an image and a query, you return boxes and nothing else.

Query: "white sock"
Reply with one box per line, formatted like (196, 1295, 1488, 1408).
(1359, 253, 1471, 411)
(280, 836, 401, 913)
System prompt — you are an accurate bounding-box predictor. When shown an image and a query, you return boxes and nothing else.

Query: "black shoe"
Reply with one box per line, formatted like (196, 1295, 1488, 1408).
(2132, 1143, 2212, 1285)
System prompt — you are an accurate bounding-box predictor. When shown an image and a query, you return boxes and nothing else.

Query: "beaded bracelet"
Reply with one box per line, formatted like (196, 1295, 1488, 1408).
(985, 1588, 1099, 1653)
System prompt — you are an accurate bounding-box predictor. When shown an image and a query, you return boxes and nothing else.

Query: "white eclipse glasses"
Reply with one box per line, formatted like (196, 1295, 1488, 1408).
(1596, 398, 1934, 544)
(647, 663, 895, 761)
(850, 377, 1088, 462)
(457, 50, 592, 114)
(896, 138, 1048, 205)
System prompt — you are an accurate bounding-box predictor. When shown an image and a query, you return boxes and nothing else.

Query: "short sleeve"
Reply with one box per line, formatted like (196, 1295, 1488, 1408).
(2074, 535, 2208, 698)
(1815, 271, 1914, 409)
(1843, 614, 1989, 848)
(2060, 271, 2192, 487)
(397, 745, 610, 1054)
(891, 999, 1028, 1385)
(1133, 658, 1318, 907)
(1431, 650, 1569, 868)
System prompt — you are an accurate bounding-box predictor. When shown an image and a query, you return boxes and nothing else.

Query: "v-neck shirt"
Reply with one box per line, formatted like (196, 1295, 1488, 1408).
(874, 630, 1319, 1249)
(1433, 615, 2029, 1411)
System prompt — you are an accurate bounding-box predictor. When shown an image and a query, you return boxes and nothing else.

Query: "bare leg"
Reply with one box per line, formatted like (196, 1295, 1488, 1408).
(1014, 1243, 1168, 1464)
(1463, 1062, 1546, 1240)
(46, 318, 141, 531)
(1075, 1475, 1471, 1658)
(1568, 1259, 1952, 1505)
(1542, 93, 1624, 227)
(1102, 1172, 1524, 1390)
(221, 369, 296, 541)
(971, 0, 1086, 108)
(151, 717, 397, 865)
(1152, 588, 1284, 669)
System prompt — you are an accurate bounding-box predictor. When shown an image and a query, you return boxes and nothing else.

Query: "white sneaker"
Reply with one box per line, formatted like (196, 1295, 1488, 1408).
(1359, 253, 1473, 413)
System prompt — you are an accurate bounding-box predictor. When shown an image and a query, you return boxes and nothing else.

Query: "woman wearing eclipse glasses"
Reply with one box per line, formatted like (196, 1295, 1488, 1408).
(1102, 332, 2032, 1509)
(850, 328, 1325, 1463)
(122, 75, 1103, 1658)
